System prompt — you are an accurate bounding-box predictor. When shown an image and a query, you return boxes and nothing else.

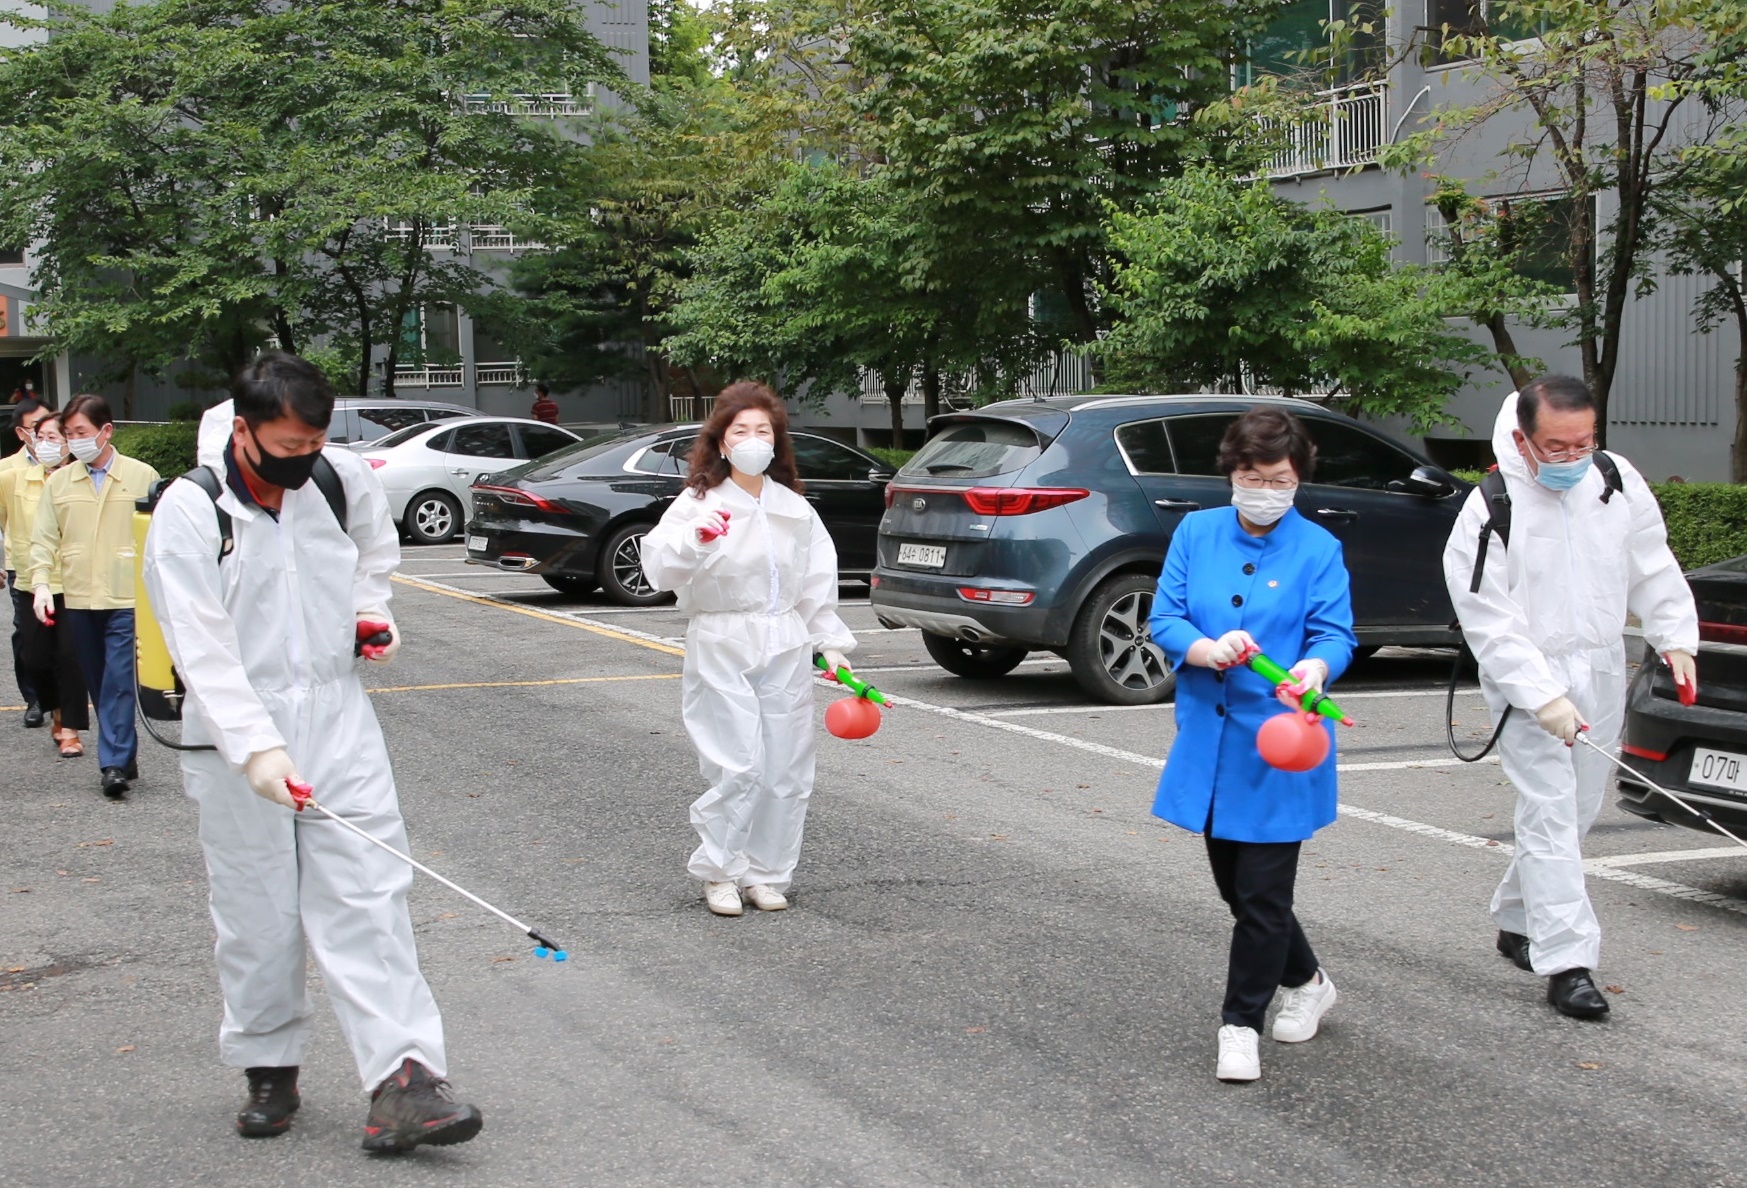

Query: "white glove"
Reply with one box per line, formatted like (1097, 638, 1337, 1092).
(244, 748, 302, 810)
(1664, 650, 1697, 697)
(1198, 630, 1258, 670)
(356, 612, 400, 663)
(32, 585, 53, 625)
(821, 648, 852, 679)
(1277, 658, 1329, 708)
(1535, 695, 1587, 747)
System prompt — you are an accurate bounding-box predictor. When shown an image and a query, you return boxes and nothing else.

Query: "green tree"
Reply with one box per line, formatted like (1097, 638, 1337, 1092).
(0, 0, 621, 402)
(1380, 0, 1715, 444)
(1099, 169, 1493, 430)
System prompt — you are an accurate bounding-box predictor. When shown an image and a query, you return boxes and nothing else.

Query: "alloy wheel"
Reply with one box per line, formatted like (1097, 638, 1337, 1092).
(1099, 590, 1169, 692)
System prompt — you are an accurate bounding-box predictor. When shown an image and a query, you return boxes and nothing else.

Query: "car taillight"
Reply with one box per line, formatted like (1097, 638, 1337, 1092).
(1622, 743, 1669, 762)
(366, 458, 386, 470)
(884, 482, 896, 509)
(473, 484, 558, 512)
(957, 587, 1036, 605)
(961, 487, 1090, 516)
(1699, 620, 1747, 646)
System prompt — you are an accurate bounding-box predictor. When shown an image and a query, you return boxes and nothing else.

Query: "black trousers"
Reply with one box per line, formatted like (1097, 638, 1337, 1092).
(8, 571, 37, 706)
(1205, 836, 1320, 1031)
(10, 585, 89, 730)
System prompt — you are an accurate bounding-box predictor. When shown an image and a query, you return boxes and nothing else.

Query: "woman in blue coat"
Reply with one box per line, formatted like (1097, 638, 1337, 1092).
(1148, 407, 1357, 1084)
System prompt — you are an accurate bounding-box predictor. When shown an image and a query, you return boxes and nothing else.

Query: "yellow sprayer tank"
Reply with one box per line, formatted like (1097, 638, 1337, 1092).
(133, 488, 183, 722)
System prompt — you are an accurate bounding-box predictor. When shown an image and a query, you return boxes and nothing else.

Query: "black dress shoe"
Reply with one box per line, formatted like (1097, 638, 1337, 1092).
(100, 767, 131, 799)
(22, 703, 44, 728)
(238, 1066, 301, 1138)
(1496, 929, 1533, 972)
(123, 760, 139, 781)
(1548, 968, 1610, 1019)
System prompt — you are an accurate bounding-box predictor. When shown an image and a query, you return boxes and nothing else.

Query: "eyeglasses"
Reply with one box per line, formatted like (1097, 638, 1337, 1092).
(1231, 473, 1299, 490)
(1526, 438, 1597, 465)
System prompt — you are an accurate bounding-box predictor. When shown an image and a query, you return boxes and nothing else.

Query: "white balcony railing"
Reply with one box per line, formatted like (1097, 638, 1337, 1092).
(1255, 82, 1388, 179)
(476, 362, 521, 386)
(384, 220, 457, 249)
(394, 364, 464, 388)
(469, 225, 546, 252)
(857, 352, 1096, 407)
(461, 89, 593, 118)
(669, 393, 704, 422)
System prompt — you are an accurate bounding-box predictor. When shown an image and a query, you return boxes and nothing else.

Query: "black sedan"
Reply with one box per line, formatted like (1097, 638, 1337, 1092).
(1617, 554, 1747, 835)
(464, 425, 896, 605)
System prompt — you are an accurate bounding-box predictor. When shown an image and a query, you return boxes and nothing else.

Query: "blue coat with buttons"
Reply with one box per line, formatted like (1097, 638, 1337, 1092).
(1148, 507, 1357, 843)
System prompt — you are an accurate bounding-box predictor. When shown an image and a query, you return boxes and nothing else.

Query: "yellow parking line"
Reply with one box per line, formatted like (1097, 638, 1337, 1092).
(391, 574, 686, 656)
(368, 674, 679, 694)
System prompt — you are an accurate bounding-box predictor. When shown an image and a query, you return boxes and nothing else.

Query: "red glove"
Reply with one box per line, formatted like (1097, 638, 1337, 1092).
(697, 509, 732, 543)
(287, 780, 313, 812)
(355, 619, 398, 661)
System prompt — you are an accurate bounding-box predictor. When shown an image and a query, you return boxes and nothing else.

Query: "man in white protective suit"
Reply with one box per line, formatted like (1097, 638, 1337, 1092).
(143, 353, 483, 1152)
(1443, 376, 1698, 1019)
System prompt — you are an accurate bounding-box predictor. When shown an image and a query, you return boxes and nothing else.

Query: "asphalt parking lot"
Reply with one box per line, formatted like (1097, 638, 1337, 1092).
(4, 542, 1747, 1186)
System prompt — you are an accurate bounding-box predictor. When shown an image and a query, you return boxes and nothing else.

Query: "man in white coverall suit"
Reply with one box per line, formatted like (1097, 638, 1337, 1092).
(1443, 376, 1698, 1019)
(143, 353, 482, 1152)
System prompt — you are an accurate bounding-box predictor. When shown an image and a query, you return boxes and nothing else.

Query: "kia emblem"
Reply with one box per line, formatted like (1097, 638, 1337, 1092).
(911, 497, 927, 513)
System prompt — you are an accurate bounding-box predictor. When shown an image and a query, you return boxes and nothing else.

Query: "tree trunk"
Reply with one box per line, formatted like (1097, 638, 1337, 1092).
(922, 364, 941, 423)
(885, 373, 908, 451)
(123, 363, 136, 420)
(1482, 314, 1534, 391)
(1732, 293, 1747, 485)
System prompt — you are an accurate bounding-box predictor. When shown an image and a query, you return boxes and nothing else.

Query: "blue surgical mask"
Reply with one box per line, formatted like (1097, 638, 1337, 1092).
(1534, 454, 1592, 492)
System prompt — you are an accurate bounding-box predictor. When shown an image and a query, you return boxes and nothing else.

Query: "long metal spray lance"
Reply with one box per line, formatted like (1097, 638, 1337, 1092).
(1574, 733, 1747, 853)
(288, 781, 569, 961)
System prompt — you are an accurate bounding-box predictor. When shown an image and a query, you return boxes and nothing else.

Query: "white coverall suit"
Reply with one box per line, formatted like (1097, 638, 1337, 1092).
(640, 479, 855, 891)
(1443, 393, 1697, 976)
(141, 404, 446, 1089)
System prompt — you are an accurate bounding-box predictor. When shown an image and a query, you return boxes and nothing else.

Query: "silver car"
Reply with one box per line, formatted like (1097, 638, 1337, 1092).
(360, 416, 581, 544)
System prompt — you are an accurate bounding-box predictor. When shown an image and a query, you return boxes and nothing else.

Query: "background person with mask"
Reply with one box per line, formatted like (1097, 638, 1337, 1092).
(1147, 406, 1357, 1083)
(3, 396, 52, 726)
(28, 393, 158, 798)
(640, 382, 857, 918)
(143, 352, 481, 1153)
(1443, 376, 1698, 1020)
(0, 410, 87, 757)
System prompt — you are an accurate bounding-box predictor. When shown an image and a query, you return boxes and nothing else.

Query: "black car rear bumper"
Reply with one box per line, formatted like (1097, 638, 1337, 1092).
(464, 518, 598, 581)
(872, 570, 1068, 647)
(1616, 651, 1747, 834)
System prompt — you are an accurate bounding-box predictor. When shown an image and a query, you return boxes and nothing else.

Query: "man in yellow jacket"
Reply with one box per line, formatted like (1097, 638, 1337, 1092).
(29, 393, 160, 798)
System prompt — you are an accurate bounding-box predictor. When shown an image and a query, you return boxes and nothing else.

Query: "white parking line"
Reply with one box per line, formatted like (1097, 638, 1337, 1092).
(989, 688, 1474, 717)
(1586, 847, 1747, 868)
(848, 658, 1066, 676)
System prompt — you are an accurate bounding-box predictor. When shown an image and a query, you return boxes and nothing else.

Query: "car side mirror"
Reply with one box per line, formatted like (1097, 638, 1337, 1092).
(869, 467, 895, 482)
(1389, 464, 1457, 498)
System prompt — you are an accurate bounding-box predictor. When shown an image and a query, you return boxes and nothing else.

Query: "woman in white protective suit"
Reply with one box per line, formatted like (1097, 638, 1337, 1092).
(1443, 376, 1697, 1020)
(641, 382, 856, 917)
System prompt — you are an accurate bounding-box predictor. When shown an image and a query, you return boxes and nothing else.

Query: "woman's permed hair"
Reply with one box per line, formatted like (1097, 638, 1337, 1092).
(685, 382, 803, 495)
(1217, 406, 1317, 483)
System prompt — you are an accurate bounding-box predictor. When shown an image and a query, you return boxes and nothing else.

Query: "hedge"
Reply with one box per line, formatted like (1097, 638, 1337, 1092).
(1448, 467, 1745, 571)
(865, 446, 916, 470)
(110, 421, 200, 478)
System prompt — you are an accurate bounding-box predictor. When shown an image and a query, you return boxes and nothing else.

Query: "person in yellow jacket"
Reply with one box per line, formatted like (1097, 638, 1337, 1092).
(0, 411, 88, 757)
(3, 396, 53, 725)
(28, 393, 160, 798)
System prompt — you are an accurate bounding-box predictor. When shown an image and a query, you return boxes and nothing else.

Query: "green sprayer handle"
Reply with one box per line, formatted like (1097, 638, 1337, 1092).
(1245, 651, 1354, 726)
(815, 655, 891, 707)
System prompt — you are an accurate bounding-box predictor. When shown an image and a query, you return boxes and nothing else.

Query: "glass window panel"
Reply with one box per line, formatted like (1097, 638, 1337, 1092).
(357, 405, 428, 440)
(519, 426, 575, 459)
(1163, 414, 1240, 476)
(448, 422, 517, 459)
(1303, 419, 1420, 488)
(792, 434, 872, 481)
(1114, 419, 1175, 475)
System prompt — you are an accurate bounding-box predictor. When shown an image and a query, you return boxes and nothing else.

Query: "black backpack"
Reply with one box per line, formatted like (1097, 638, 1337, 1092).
(1466, 451, 1624, 594)
(176, 456, 347, 562)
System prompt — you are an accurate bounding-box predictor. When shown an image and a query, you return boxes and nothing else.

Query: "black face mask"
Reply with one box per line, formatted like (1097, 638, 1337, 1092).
(244, 434, 321, 490)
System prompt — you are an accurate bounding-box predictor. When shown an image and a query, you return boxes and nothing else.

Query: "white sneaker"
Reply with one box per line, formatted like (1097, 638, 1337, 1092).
(1272, 969, 1337, 1043)
(703, 881, 743, 916)
(742, 884, 789, 911)
(1216, 1025, 1261, 1082)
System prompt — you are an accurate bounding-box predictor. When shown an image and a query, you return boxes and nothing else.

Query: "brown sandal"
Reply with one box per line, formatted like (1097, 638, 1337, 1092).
(55, 729, 84, 759)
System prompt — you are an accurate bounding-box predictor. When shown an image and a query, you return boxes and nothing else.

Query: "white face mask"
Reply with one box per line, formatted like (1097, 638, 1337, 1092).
(68, 435, 103, 464)
(1231, 484, 1296, 527)
(725, 437, 775, 477)
(34, 439, 64, 468)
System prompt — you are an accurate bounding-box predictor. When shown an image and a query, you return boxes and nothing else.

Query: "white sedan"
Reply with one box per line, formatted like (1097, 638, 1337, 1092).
(359, 416, 582, 544)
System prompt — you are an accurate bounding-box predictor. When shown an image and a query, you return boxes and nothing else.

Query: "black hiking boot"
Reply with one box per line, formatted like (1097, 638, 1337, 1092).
(237, 1066, 300, 1138)
(361, 1058, 483, 1154)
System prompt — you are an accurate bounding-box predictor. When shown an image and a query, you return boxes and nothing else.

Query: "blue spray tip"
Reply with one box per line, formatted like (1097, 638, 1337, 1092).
(533, 946, 550, 959)
(553, 950, 568, 962)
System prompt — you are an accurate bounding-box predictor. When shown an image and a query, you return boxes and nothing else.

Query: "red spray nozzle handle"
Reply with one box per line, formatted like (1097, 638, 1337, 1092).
(354, 621, 393, 658)
(1676, 674, 1698, 707)
(288, 780, 313, 812)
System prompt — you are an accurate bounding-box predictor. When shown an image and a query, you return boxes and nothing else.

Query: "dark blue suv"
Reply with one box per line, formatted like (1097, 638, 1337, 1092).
(870, 394, 1468, 704)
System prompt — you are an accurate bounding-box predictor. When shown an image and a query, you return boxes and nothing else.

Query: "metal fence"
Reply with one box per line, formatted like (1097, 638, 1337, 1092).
(1255, 82, 1389, 179)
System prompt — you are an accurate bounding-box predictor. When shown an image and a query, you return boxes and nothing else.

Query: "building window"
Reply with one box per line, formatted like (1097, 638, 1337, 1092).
(1237, 0, 1384, 88)
(1349, 208, 1392, 235)
(1426, 0, 1548, 63)
(0, 247, 23, 266)
(1425, 194, 1580, 293)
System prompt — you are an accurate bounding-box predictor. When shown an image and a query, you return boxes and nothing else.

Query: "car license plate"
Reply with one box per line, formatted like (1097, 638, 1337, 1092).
(1689, 747, 1747, 793)
(897, 542, 947, 569)
(467, 535, 488, 553)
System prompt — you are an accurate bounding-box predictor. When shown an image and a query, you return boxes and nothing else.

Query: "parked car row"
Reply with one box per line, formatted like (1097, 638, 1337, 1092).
(361, 416, 582, 543)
